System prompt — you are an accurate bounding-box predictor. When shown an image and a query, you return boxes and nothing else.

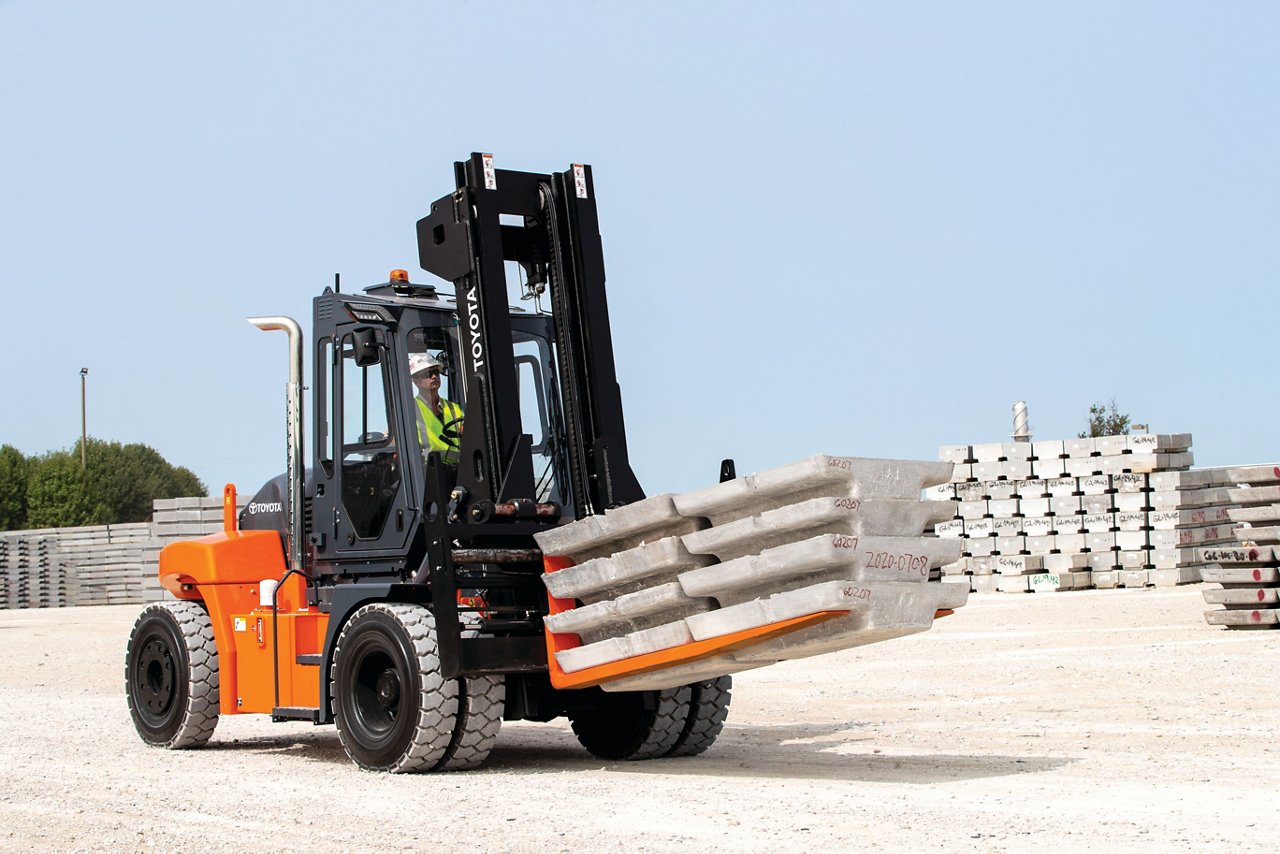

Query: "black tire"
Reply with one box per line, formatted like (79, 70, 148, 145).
(125, 601, 219, 749)
(570, 686, 692, 760)
(668, 676, 732, 756)
(437, 674, 505, 771)
(331, 603, 458, 773)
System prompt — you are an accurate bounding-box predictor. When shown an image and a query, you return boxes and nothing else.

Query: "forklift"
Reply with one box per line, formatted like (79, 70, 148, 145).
(125, 154, 730, 772)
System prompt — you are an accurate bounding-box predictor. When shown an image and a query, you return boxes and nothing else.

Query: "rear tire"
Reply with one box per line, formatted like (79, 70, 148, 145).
(668, 676, 732, 756)
(570, 686, 692, 760)
(125, 601, 220, 749)
(437, 674, 505, 771)
(331, 603, 458, 773)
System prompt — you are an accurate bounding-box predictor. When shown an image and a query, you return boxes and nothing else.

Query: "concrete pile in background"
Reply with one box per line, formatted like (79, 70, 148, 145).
(535, 454, 970, 692)
(0, 497, 242, 610)
(929, 433, 1247, 593)
(1200, 465, 1280, 629)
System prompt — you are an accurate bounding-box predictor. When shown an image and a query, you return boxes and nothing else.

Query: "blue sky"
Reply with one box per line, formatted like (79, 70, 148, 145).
(2, 2, 1277, 497)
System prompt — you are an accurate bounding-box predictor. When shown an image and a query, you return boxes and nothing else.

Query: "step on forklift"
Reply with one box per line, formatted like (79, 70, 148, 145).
(125, 154, 730, 772)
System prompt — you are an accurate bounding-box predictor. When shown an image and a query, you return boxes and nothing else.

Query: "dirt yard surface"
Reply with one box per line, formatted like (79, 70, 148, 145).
(2, 586, 1278, 852)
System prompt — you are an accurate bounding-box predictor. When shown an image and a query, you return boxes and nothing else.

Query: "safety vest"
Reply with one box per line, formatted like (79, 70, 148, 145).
(416, 396, 463, 465)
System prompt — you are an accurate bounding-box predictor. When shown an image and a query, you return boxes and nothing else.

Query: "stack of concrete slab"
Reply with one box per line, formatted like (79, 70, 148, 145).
(535, 454, 970, 692)
(929, 434, 1243, 593)
(57, 523, 153, 606)
(1200, 545, 1280, 629)
(0, 534, 66, 609)
(1196, 465, 1280, 629)
(141, 496, 244, 601)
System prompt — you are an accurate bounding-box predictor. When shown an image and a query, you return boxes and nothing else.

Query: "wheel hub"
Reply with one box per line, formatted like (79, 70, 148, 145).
(136, 637, 176, 716)
(375, 669, 401, 710)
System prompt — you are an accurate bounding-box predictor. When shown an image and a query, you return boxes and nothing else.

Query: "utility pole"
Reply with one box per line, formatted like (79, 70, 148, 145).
(80, 367, 88, 469)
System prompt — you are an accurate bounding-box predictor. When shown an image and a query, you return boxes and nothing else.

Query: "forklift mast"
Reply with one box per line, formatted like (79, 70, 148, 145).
(416, 153, 644, 518)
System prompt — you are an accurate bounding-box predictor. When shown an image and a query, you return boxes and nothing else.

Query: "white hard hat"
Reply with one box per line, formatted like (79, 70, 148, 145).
(409, 353, 443, 377)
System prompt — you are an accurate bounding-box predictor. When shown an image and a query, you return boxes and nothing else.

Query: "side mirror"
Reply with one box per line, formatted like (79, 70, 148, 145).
(352, 328, 381, 367)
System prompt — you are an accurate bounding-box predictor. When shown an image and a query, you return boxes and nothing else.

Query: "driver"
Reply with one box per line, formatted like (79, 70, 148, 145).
(409, 353, 464, 465)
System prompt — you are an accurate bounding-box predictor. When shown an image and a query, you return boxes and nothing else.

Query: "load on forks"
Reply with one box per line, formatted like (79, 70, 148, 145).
(125, 154, 968, 772)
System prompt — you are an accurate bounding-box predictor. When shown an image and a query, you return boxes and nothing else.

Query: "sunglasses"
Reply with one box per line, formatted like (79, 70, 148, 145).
(416, 368, 442, 379)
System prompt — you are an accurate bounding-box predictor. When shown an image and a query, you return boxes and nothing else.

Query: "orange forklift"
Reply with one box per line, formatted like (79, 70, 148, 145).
(125, 155, 730, 772)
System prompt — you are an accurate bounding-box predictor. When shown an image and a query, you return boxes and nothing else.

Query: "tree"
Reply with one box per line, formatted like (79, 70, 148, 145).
(1080, 400, 1131, 438)
(0, 444, 29, 530)
(21, 438, 208, 530)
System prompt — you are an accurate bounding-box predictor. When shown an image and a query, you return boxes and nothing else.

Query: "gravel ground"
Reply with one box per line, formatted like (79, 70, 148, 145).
(2, 586, 1278, 852)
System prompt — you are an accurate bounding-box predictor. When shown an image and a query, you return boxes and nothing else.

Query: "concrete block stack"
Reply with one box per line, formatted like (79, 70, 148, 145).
(1197, 465, 1280, 628)
(536, 454, 970, 692)
(929, 433, 1240, 593)
(0, 534, 64, 609)
(58, 523, 153, 606)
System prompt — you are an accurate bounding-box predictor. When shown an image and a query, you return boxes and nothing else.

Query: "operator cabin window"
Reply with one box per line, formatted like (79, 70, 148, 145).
(340, 333, 400, 540)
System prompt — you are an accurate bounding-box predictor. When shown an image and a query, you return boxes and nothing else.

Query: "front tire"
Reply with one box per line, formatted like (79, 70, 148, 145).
(125, 601, 220, 749)
(570, 685, 692, 760)
(331, 603, 459, 773)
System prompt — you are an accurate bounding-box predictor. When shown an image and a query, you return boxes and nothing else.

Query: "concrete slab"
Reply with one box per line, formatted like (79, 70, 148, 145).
(1228, 504, 1280, 524)
(968, 556, 994, 576)
(1118, 570, 1151, 588)
(1046, 477, 1078, 497)
(554, 619, 695, 673)
(1017, 479, 1050, 498)
(1082, 512, 1117, 533)
(1200, 565, 1280, 585)
(1111, 472, 1148, 493)
(1094, 435, 1128, 456)
(1022, 517, 1053, 537)
(1000, 460, 1032, 480)
(1020, 497, 1051, 517)
(993, 518, 1023, 536)
(1001, 442, 1033, 461)
(1055, 533, 1086, 552)
(671, 454, 956, 524)
(1127, 433, 1192, 453)
(995, 535, 1026, 557)
(1196, 545, 1274, 564)
(541, 535, 717, 601)
(966, 538, 995, 557)
(994, 554, 1044, 574)
(934, 519, 966, 538)
(972, 462, 1001, 482)
(1150, 567, 1201, 587)
(958, 500, 988, 519)
(1235, 525, 1280, 544)
(544, 581, 714, 639)
(1226, 464, 1280, 485)
(1061, 570, 1093, 589)
(1203, 586, 1280, 606)
(1066, 457, 1103, 477)
(925, 483, 957, 501)
(596, 655, 770, 693)
(987, 498, 1019, 518)
(1044, 553, 1090, 571)
(970, 574, 999, 593)
(955, 482, 986, 502)
(1114, 492, 1152, 512)
(1115, 531, 1148, 551)
(971, 442, 1004, 463)
(534, 493, 704, 561)
(1149, 548, 1196, 569)
(1081, 494, 1115, 515)
(1093, 570, 1118, 589)
(1117, 548, 1149, 568)
(728, 580, 968, 662)
(1032, 439, 1065, 461)
(939, 444, 974, 464)
(1052, 514, 1085, 533)
(1066, 437, 1096, 457)
(1116, 511, 1148, 532)
(996, 574, 1030, 593)
(677, 533, 960, 602)
(1087, 531, 1116, 551)
(1227, 485, 1280, 505)
(1079, 475, 1112, 495)
(964, 518, 995, 537)
(1033, 458, 1069, 478)
(950, 463, 973, 482)
(1088, 551, 1120, 571)
(1051, 495, 1082, 515)
(985, 480, 1017, 501)
(1023, 535, 1055, 555)
(680, 496, 956, 562)
(1204, 608, 1279, 627)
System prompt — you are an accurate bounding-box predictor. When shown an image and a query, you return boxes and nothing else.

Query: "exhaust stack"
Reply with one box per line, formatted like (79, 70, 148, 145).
(1012, 400, 1031, 443)
(248, 316, 305, 575)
